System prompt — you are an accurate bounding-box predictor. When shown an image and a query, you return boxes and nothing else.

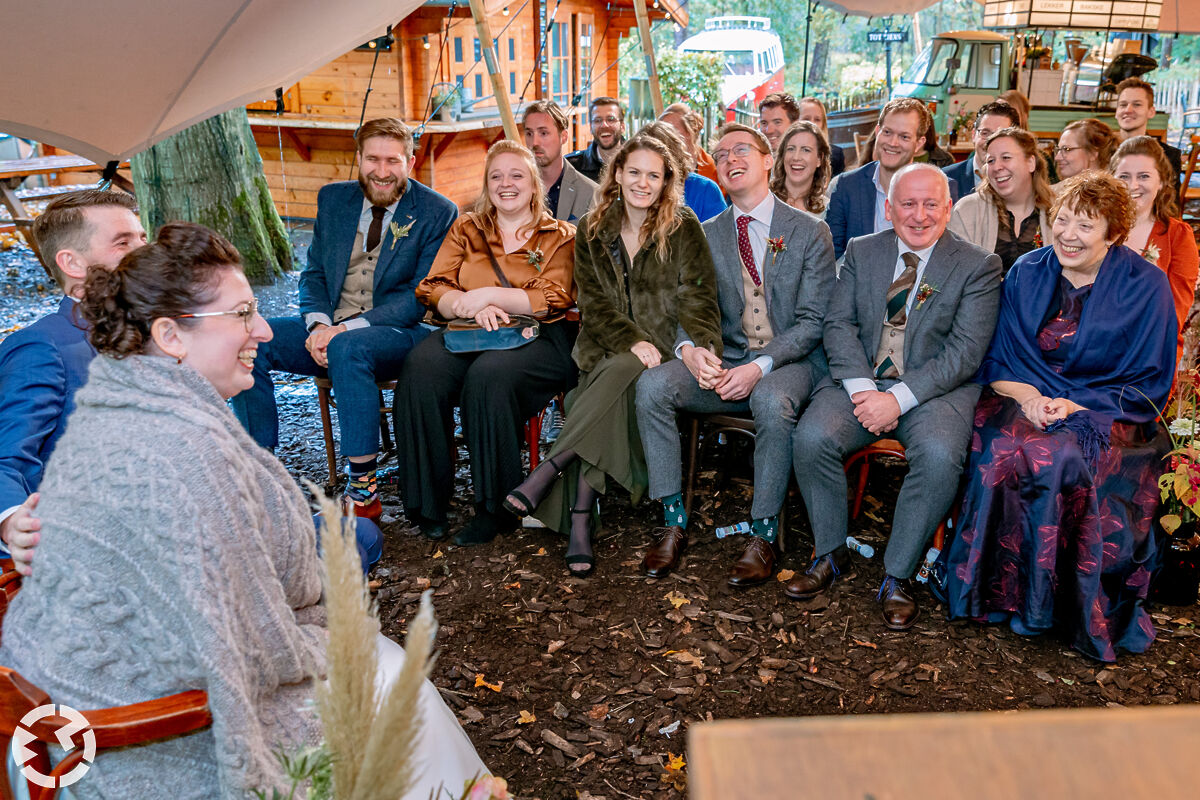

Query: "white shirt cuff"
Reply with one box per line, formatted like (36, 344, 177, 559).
(887, 382, 919, 415)
(753, 355, 773, 376)
(674, 340, 695, 359)
(0, 504, 20, 553)
(341, 317, 370, 331)
(305, 312, 333, 331)
(842, 378, 876, 399)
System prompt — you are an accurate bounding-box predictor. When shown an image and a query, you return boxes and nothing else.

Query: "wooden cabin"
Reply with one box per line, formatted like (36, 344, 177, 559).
(247, 0, 685, 217)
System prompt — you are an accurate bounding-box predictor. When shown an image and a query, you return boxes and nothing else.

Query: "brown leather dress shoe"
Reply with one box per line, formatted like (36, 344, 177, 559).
(878, 575, 919, 630)
(728, 536, 777, 587)
(784, 547, 855, 600)
(642, 526, 687, 577)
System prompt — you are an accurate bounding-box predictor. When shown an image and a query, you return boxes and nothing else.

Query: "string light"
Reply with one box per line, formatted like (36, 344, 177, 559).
(503, 5, 510, 14)
(423, 35, 431, 50)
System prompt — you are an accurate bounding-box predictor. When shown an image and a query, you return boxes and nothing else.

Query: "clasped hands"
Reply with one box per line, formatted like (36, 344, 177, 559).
(1, 493, 40, 576)
(851, 390, 902, 435)
(449, 289, 510, 332)
(1019, 395, 1083, 430)
(679, 345, 762, 401)
(304, 323, 347, 368)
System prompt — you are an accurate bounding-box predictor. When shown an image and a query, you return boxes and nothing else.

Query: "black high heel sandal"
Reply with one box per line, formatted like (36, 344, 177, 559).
(504, 453, 569, 516)
(565, 507, 595, 577)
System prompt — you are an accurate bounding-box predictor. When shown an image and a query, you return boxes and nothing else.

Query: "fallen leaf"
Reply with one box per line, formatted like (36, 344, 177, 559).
(665, 752, 686, 772)
(587, 703, 609, 720)
(504, 581, 521, 589)
(663, 591, 690, 609)
(432, 549, 444, 559)
(534, 547, 547, 556)
(547, 640, 565, 654)
(474, 673, 503, 692)
(668, 650, 705, 668)
(517, 710, 536, 724)
(776, 569, 796, 582)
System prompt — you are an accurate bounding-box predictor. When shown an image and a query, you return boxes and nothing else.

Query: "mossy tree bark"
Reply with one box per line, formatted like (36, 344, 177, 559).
(130, 108, 292, 283)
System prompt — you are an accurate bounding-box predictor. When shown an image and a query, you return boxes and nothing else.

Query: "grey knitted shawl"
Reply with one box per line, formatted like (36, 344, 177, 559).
(0, 354, 327, 799)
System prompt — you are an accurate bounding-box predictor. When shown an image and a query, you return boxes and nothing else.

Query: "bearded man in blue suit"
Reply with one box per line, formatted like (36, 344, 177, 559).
(233, 118, 457, 520)
(0, 190, 147, 574)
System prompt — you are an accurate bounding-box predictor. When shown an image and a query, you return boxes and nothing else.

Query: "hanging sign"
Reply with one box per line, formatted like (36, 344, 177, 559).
(867, 30, 909, 43)
(983, 0, 1163, 32)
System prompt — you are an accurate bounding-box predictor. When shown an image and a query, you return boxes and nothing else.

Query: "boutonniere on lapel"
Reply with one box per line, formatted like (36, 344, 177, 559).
(389, 217, 415, 250)
(767, 236, 787, 266)
(1032, 230, 1044, 249)
(1142, 243, 1161, 266)
(914, 282, 940, 310)
(526, 248, 544, 270)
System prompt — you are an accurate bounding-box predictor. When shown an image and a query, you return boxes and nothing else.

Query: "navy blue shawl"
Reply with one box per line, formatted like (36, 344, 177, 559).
(978, 244, 1176, 425)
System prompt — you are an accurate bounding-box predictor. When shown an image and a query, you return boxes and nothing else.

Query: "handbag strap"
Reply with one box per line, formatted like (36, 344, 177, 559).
(468, 218, 513, 289)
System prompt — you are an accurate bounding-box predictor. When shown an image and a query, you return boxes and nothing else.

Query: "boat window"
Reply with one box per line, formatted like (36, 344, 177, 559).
(977, 43, 1002, 89)
(724, 50, 756, 75)
(902, 38, 959, 86)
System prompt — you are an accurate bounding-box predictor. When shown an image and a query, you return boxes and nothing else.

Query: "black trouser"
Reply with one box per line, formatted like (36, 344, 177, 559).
(393, 324, 577, 521)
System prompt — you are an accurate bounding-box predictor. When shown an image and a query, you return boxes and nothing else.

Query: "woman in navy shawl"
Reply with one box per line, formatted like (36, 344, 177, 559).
(943, 171, 1177, 662)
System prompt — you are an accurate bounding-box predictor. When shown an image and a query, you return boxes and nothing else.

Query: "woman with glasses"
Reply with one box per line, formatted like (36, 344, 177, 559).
(949, 127, 1056, 274)
(1111, 135, 1199, 363)
(394, 140, 577, 546)
(769, 120, 832, 215)
(0, 222, 486, 797)
(1054, 118, 1117, 183)
(503, 134, 721, 576)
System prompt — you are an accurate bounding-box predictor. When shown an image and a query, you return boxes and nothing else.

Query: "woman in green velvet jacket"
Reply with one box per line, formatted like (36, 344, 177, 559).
(504, 133, 722, 575)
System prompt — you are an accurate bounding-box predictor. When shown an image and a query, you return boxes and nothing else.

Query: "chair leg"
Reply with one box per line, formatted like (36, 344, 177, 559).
(317, 384, 337, 485)
(378, 389, 394, 455)
(851, 457, 871, 519)
(933, 520, 947, 551)
(683, 417, 701, 517)
(526, 413, 542, 470)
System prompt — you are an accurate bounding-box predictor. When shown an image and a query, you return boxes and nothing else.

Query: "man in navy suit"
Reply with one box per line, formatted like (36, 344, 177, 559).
(943, 101, 1022, 201)
(0, 190, 147, 574)
(827, 98, 943, 259)
(232, 118, 457, 520)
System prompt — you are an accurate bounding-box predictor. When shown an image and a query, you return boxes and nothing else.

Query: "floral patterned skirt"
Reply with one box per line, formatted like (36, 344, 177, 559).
(943, 392, 1169, 662)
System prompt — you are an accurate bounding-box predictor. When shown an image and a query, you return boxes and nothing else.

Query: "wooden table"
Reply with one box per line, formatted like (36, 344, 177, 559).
(0, 155, 131, 266)
(688, 706, 1200, 799)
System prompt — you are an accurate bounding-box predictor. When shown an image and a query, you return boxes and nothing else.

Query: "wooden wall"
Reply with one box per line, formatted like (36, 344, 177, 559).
(248, 0, 653, 217)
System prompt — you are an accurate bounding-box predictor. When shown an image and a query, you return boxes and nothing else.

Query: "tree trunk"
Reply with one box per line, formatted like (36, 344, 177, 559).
(130, 108, 291, 283)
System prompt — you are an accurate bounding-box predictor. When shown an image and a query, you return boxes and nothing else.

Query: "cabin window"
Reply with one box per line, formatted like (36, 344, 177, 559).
(577, 19, 594, 108)
(475, 73, 484, 99)
(550, 21, 571, 105)
(724, 51, 755, 76)
(474, 39, 482, 62)
(510, 72, 517, 94)
(509, 38, 515, 61)
(976, 43, 1002, 89)
(455, 38, 463, 62)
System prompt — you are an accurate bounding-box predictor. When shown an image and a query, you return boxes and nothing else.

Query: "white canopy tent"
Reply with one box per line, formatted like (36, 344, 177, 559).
(0, 0, 425, 165)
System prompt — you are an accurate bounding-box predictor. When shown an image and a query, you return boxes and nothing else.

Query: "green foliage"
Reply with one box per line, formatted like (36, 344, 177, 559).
(657, 51, 725, 114)
(252, 745, 333, 800)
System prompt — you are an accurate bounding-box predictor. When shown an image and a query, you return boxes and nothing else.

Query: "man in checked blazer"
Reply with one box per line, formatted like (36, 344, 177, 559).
(788, 163, 1002, 630)
(636, 122, 835, 586)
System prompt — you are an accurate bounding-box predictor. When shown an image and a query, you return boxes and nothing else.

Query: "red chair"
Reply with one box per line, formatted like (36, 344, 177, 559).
(843, 439, 948, 551)
(0, 561, 211, 800)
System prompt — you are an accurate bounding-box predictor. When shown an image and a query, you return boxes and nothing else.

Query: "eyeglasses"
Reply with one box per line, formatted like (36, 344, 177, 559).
(712, 143, 759, 165)
(591, 115, 621, 125)
(1054, 145, 1085, 156)
(175, 298, 259, 332)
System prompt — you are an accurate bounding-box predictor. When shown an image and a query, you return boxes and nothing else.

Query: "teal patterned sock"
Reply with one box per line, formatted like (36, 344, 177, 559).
(661, 493, 688, 529)
(751, 515, 778, 544)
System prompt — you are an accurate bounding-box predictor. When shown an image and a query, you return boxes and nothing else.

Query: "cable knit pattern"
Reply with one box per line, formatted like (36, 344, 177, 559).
(0, 354, 326, 799)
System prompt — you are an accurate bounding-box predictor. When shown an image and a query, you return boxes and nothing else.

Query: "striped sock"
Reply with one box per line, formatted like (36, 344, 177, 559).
(346, 457, 378, 505)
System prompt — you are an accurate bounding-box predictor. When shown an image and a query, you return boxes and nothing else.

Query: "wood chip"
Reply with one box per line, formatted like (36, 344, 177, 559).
(541, 728, 581, 757)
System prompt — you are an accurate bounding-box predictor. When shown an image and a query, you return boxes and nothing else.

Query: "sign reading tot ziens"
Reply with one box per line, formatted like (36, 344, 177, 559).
(10, 703, 96, 789)
(868, 30, 909, 43)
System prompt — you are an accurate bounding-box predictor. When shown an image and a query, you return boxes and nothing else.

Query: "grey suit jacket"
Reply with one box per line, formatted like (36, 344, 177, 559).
(554, 160, 598, 224)
(824, 228, 1002, 410)
(698, 196, 835, 366)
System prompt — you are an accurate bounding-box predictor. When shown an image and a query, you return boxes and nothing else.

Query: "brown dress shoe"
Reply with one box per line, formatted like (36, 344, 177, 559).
(642, 526, 687, 577)
(878, 575, 919, 630)
(784, 547, 855, 600)
(728, 536, 777, 587)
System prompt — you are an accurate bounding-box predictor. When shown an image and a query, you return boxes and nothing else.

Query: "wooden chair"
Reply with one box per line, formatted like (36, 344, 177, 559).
(0, 561, 211, 800)
(314, 378, 397, 484)
(843, 439, 949, 551)
(1179, 134, 1200, 213)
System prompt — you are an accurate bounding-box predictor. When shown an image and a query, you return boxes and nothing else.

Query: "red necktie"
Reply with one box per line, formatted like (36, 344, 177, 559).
(736, 214, 761, 286)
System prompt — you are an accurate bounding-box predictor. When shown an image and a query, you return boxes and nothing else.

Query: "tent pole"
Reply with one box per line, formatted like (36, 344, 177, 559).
(468, 0, 520, 140)
(802, 0, 813, 96)
(633, 0, 664, 116)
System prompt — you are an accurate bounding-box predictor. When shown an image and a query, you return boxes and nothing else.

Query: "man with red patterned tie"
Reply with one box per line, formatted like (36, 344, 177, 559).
(635, 123, 835, 585)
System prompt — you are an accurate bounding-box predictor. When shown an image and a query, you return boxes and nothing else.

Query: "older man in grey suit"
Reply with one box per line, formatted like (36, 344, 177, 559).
(788, 163, 1002, 630)
(522, 100, 597, 223)
(636, 123, 835, 586)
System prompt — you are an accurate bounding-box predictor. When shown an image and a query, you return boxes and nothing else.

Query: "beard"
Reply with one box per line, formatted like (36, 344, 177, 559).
(359, 171, 406, 206)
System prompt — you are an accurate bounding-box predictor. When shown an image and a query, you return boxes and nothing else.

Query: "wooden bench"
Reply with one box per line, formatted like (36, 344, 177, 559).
(0, 156, 132, 268)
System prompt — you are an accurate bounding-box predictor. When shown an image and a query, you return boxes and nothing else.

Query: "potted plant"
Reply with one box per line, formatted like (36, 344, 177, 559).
(432, 84, 460, 123)
(948, 101, 973, 146)
(1153, 371, 1200, 605)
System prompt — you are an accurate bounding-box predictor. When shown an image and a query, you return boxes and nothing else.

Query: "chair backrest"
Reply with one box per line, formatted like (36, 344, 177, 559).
(1180, 134, 1200, 211)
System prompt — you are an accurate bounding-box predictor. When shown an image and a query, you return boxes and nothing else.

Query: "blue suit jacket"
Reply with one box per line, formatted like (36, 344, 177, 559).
(827, 161, 960, 259)
(299, 179, 457, 329)
(0, 298, 96, 512)
(684, 173, 727, 222)
(943, 157, 977, 202)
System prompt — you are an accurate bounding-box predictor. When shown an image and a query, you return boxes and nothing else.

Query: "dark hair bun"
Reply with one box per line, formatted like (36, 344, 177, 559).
(81, 264, 144, 357)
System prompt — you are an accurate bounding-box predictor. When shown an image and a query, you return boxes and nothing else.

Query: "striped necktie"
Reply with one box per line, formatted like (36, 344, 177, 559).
(874, 251, 920, 380)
